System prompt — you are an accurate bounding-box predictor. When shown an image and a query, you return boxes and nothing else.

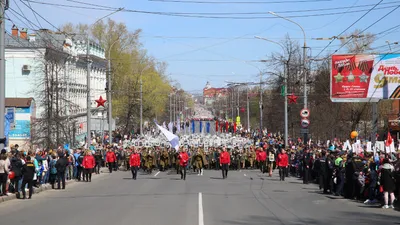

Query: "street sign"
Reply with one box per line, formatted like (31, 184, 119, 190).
(300, 108, 310, 118)
(301, 119, 310, 128)
(300, 128, 309, 134)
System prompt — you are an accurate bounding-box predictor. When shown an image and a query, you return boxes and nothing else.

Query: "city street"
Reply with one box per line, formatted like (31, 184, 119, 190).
(0, 170, 398, 225)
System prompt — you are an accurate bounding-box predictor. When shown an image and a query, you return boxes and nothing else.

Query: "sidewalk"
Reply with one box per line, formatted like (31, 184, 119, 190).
(0, 169, 108, 203)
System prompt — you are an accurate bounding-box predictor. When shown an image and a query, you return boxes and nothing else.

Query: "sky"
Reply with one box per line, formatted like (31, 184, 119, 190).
(5, 0, 400, 94)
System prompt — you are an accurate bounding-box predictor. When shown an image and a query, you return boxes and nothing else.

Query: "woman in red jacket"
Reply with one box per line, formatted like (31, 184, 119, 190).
(106, 149, 117, 173)
(129, 148, 141, 180)
(277, 149, 289, 181)
(220, 147, 231, 179)
(179, 148, 189, 180)
(258, 148, 267, 174)
(82, 151, 95, 182)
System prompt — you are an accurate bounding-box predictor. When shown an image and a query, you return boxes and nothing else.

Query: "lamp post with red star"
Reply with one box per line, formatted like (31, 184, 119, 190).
(95, 96, 107, 108)
(287, 93, 298, 104)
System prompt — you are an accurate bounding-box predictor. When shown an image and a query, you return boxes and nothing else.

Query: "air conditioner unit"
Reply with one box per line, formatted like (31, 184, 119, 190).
(22, 65, 31, 72)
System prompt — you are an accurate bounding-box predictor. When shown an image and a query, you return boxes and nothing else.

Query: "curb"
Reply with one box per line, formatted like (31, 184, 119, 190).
(0, 170, 107, 204)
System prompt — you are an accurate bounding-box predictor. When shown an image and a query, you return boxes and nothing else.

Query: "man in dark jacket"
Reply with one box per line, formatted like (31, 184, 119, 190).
(21, 156, 35, 199)
(56, 154, 68, 189)
(10, 153, 23, 194)
(303, 148, 312, 184)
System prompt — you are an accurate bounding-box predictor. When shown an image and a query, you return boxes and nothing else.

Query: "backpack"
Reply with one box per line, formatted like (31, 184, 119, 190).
(50, 160, 57, 175)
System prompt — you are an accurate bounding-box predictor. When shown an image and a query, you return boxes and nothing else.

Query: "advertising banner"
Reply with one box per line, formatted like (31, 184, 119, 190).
(331, 54, 400, 102)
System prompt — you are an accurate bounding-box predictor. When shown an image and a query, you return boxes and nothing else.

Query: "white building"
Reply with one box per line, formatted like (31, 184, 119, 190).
(5, 26, 112, 147)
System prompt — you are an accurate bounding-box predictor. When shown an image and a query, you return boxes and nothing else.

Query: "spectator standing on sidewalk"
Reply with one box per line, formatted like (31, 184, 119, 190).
(0, 153, 9, 196)
(66, 152, 75, 180)
(10, 152, 23, 194)
(380, 158, 396, 209)
(55, 153, 68, 189)
(49, 154, 58, 189)
(21, 156, 35, 199)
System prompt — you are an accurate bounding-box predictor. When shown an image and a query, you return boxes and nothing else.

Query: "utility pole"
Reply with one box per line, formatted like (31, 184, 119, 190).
(284, 61, 288, 148)
(86, 34, 92, 148)
(246, 86, 250, 132)
(169, 93, 172, 122)
(107, 39, 119, 145)
(255, 36, 288, 148)
(140, 77, 143, 136)
(107, 58, 112, 143)
(302, 40, 308, 144)
(259, 71, 263, 132)
(0, 0, 5, 149)
(231, 88, 234, 120)
(267, 11, 307, 144)
(236, 86, 240, 117)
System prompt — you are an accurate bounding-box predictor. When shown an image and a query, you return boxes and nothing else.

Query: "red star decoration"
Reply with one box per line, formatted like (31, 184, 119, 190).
(95, 96, 106, 107)
(287, 93, 298, 104)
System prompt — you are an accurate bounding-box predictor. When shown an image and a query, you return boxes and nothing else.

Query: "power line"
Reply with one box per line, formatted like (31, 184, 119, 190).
(65, 0, 117, 9)
(328, 5, 400, 57)
(12, 0, 38, 30)
(148, 0, 332, 4)
(19, 0, 61, 31)
(313, 0, 383, 60)
(25, 0, 43, 28)
(24, 0, 400, 20)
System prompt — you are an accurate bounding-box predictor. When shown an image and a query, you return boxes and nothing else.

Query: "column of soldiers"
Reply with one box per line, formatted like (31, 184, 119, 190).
(101, 144, 279, 174)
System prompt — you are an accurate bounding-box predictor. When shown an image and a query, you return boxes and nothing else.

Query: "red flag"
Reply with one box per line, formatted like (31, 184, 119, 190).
(386, 131, 393, 147)
(233, 122, 237, 133)
(225, 122, 229, 133)
(215, 121, 219, 132)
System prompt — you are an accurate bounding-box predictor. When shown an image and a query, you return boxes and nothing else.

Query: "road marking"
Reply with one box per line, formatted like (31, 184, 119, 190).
(199, 192, 204, 225)
(154, 171, 160, 177)
(244, 174, 247, 177)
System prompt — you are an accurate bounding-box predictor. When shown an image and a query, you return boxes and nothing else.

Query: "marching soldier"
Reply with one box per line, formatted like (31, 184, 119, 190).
(249, 148, 256, 169)
(160, 148, 169, 171)
(146, 149, 156, 174)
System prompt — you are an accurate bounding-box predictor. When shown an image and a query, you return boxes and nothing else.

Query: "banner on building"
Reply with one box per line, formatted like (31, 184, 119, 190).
(331, 54, 400, 102)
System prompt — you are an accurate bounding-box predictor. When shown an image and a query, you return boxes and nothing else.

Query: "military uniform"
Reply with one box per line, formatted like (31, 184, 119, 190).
(146, 151, 156, 174)
(160, 149, 169, 171)
(249, 150, 256, 169)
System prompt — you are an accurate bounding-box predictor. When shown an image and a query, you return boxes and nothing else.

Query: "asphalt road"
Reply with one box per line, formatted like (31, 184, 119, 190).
(0, 169, 399, 225)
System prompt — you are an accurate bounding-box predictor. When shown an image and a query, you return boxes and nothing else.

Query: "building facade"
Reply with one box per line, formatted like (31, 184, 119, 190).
(203, 81, 228, 107)
(5, 27, 111, 148)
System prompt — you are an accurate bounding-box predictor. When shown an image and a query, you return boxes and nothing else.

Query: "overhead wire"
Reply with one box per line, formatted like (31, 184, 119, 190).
(148, 0, 332, 4)
(19, 0, 61, 31)
(312, 0, 383, 60)
(25, 0, 43, 28)
(324, 5, 400, 59)
(23, 0, 400, 20)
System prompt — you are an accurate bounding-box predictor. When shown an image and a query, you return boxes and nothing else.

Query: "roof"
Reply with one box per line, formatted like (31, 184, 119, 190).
(5, 98, 34, 108)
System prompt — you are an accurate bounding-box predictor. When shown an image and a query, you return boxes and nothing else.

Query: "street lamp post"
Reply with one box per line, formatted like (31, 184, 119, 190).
(107, 38, 121, 145)
(255, 36, 289, 148)
(85, 8, 123, 148)
(268, 11, 308, 144)
(139, 65, 150, 136)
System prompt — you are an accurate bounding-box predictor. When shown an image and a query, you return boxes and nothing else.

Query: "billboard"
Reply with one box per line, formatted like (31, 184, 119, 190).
(331, 54, 400, 102)
(9, 107, 31, 139)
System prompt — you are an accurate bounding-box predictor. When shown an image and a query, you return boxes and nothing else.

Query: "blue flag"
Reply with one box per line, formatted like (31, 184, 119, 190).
(191, 120, 195, 134)
(199, 121, 203, 133)
(206, 122, 210, 133)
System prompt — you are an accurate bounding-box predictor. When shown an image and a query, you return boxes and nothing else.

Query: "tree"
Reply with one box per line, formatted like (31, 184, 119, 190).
(60, 19, 181, 133)
(340, 29, 376, 54)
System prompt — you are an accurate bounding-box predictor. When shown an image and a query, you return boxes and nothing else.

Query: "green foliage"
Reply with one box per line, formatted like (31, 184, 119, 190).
(61, 19, 174, 132)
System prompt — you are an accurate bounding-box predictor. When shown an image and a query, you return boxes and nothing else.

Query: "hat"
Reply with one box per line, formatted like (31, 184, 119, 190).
(1, 149, 6, 154)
